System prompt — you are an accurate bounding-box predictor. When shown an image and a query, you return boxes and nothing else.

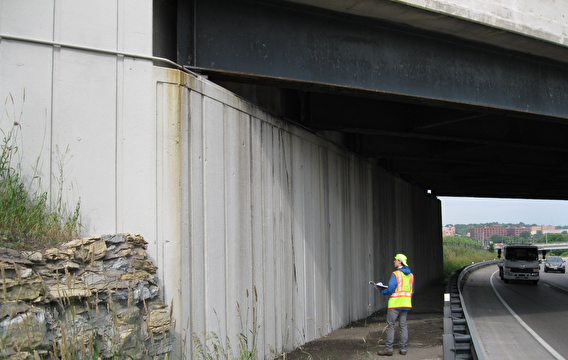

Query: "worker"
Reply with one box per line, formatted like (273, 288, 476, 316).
(378, 253, 415, 356)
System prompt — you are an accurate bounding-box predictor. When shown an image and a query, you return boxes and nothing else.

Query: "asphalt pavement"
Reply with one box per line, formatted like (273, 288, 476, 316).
(463, 265, 567, 360)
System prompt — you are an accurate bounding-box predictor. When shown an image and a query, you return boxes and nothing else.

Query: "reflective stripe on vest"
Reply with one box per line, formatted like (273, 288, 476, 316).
(387, 270, 414, 309)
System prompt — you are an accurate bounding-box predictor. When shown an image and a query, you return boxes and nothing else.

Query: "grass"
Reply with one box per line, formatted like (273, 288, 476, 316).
(0, 92, 81, 250)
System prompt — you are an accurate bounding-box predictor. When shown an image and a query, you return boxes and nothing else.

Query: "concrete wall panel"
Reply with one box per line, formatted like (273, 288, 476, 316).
(120, 0, 153, 53)
(117, 57, 157, 237)
(202, 95, 228, 336)
(155, 81, 183, 325)
(0, 0, 54, 40)
(0, 40, 53, 187)
(55, 0, 117, 48)
(52, 49, 117, 234)
(187, 88, 207, 337)
(225, 107, 254, 343)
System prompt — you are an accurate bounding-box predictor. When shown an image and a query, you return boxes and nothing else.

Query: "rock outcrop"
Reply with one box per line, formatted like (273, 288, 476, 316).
(0, 233, 174, 359)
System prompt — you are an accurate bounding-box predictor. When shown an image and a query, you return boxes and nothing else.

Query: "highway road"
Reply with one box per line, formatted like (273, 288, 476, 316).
(462, 264, 568, 360)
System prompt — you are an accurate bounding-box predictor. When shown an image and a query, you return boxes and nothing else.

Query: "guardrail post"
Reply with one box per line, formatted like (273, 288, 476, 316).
(443, 292, 456, 360)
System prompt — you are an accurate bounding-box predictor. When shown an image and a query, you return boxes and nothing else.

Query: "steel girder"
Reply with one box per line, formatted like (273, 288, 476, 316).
(180, 0, 568, 119)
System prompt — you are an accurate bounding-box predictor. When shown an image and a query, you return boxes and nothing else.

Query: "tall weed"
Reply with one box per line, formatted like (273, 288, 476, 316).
(191, 286, 259, 360)
(0, 92, 81, 250)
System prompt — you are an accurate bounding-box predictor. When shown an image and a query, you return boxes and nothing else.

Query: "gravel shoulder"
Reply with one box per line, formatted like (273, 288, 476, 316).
(281, 279, 447, 360)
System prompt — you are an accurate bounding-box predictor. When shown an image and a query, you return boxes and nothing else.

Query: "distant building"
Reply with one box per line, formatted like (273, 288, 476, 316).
(470, 225, 552, 241)
(507, 226, 532, 236)
(470, 226, 507, 242)
(530, 225, 556, 234)
(443, 226, 455, 237)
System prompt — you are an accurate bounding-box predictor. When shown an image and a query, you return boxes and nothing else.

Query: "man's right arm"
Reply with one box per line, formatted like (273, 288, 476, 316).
(380, 272, 397, 295)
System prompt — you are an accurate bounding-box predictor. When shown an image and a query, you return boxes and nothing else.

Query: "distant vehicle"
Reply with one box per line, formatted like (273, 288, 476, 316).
(498, 245, 540, 284)
(544, 256, 566, 273)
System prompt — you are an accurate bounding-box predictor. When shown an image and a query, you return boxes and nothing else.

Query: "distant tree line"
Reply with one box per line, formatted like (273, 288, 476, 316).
(531, 231, 568, 244)
(486, 231, 530, 245)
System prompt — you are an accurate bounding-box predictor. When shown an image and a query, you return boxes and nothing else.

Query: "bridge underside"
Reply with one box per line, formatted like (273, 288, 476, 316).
(155, 0, 568, 200)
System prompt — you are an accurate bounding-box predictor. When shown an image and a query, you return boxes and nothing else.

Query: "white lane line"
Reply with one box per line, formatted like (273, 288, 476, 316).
(490, 271, 565, 360)
(544, 281, 568, 293)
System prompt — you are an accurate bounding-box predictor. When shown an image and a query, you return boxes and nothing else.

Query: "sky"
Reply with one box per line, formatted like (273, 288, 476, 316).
(439, 197, 568, 227)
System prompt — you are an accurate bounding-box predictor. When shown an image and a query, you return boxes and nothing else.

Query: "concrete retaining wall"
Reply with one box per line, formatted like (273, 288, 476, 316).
(156, 68, 444, 357)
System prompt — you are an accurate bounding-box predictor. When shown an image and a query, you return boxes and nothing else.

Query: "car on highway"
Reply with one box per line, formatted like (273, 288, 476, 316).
(544, 256, 566, 273)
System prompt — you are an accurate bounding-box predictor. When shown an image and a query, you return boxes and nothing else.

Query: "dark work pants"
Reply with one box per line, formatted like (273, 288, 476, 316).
(385, 308, 409, 351)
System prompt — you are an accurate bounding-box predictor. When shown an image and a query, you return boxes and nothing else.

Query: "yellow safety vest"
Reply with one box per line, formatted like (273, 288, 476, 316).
(387, 270, 414, 309)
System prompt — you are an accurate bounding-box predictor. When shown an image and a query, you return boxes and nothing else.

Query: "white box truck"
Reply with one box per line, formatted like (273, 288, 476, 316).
(498, 244, 540, 284)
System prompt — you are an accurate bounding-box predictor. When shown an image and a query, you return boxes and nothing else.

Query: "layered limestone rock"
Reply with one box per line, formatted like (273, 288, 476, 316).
(0, 233, 174, 359)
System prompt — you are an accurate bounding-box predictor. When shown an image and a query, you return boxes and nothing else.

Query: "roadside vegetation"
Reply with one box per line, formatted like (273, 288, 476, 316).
(443, 235, 568, 277)
(443, 236, 497, 277)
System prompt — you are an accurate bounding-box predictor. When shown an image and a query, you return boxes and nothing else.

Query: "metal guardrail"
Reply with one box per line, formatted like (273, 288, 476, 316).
(443, 260, 500, 360)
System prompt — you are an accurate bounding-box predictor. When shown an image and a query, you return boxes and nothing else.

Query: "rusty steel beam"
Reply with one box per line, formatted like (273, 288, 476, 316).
(179, 0, 568, 120)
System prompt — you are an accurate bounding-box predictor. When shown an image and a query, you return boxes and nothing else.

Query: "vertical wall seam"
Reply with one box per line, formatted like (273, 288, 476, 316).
(223, 103, 228, 342)
(114, 0, 121, 233)
(49, 1, 57, 207)
(114, 59, 119, 233)
(155, 82, 160, 282)
(200, 92, 207, 335)
(248, 113, 254, 293)
(181, 84, 192, 355)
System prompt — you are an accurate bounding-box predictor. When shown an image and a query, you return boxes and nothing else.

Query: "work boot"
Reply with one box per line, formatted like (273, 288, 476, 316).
(378, 349, 393, 356)
(399, 349, 407, 355)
